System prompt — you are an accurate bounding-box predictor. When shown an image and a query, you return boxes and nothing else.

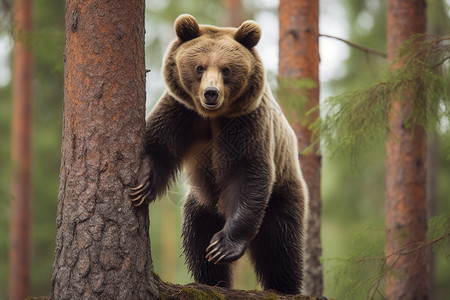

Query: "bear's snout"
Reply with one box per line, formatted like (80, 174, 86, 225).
(203, 87, 220, 108)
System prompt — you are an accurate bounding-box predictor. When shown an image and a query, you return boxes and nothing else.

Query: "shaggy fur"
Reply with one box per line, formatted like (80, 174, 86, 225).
(130, 14, 308, 294)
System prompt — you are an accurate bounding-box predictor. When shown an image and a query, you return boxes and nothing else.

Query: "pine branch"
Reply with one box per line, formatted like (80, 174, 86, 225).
(325, 212, 450, 299)
(356, 232, 450, 263)
(357, 232, 450, 300)
(319, 34, 387, 58)
(314, 34, 450, 162)
(431, 55, 450, 71)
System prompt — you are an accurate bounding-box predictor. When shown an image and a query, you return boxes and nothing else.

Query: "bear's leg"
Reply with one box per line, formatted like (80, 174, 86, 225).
(182, 195, 232, 288)
(248, 187, 305, 294)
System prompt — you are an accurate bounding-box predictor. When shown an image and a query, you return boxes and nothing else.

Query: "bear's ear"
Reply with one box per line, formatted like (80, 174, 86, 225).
(175, 14, 200, 42)
(234, 20, 261, 49)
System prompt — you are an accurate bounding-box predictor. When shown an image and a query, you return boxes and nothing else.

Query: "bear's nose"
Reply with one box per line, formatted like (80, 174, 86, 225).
(203, 87, 219, 106)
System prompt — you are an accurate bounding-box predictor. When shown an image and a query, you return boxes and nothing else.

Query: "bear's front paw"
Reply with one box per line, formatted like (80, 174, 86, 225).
(205, 231, 247, 264)
(129, 156, 156, 206)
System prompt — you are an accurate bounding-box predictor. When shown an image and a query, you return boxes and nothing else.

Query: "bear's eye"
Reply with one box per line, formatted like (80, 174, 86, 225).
(196, 66, 205, 74)
(222, 67, 231, 76)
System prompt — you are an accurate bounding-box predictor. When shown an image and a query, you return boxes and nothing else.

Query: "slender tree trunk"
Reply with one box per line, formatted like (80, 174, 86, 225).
(385, 0, 428, 299)
(223, 0, 243, 27)
(9, 0, 33, 299)
(426, 134, 437, 300)
(278, 0, 322, 296)
(51, 1, 158, 298)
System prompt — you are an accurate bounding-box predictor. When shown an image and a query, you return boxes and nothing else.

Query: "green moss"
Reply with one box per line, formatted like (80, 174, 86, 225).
(180, 287, 225, 300)
(263, 292, 279, 300)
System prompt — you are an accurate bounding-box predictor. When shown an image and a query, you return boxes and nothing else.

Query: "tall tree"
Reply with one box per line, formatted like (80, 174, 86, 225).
(223, 0, 243, 27)
(9, 0, 33, 299)
(385, 0, 428, 299)
(278, 0, 322, 296)
(51, 1, 158, 298)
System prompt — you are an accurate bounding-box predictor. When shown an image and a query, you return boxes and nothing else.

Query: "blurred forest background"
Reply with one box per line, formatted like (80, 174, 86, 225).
(1, 0, 449, 299)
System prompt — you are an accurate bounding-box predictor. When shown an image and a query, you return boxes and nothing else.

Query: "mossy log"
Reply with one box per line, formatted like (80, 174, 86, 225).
(25, 274, 333, 300)
(156, 273, 331, 300)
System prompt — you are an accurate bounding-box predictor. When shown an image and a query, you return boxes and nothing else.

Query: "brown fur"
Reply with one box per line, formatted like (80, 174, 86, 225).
(130, 15, 308, 294)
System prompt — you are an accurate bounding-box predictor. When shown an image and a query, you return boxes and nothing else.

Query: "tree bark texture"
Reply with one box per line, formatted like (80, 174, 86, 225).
(223, 0, 243, 27)
(385, 0, 428, 299)
(9, 0, 33, 299)
(278, 0, 322, 296)
(51, 1, 158, 299)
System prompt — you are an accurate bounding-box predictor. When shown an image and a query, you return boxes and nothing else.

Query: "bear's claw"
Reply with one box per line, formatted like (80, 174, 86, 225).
(205, 240, 218, 252)
(206, 250, 221, 262)
(129, 176, 153, 206)
(129, 177, 149, 196)
(215, 254, 226, 264)
(129, 157, 156, 207)
(205, 231, 247, 264)
(132, 194, 148, 207)
(130, 192, 148, 206)
(205, 240, 230, 264)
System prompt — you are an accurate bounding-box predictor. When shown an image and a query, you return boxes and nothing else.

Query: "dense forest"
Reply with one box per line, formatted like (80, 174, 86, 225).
(1, 0, 449, 299)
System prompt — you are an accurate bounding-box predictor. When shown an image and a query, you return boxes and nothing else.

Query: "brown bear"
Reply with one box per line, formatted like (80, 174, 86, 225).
(130, 14, 308, 294)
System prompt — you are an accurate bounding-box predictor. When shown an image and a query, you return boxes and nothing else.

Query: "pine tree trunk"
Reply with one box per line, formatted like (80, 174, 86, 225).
(426, 134, 437, 300)
(385, 0, 428, 299)
(9, 0, 33, 299)
(278, 0, 322, 296)
(223, 0, 243, 27)
(51, 1, 158, 298)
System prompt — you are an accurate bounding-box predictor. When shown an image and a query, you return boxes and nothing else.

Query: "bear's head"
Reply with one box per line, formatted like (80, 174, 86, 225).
(163, 14, 265, 118)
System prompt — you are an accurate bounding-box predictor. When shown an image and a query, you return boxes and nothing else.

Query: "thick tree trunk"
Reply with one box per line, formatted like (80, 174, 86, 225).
(51, 1, 158, 299)
(385, 0, 428, 299)
(278, 0, 322, 296)
(9, 0, 33, 299)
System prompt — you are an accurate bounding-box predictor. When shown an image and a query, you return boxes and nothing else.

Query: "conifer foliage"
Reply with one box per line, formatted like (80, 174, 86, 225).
(314, 34, 449, 160)
(313, 1, 449, 299)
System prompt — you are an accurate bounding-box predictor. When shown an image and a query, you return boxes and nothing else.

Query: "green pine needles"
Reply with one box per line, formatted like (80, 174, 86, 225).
(313, 34, 450, 160)
(326, 214, 450, 300)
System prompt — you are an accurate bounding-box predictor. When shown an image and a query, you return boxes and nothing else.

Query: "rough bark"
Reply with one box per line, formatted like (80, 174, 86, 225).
(51, 1, 158, 299)
(278, 0, 322, 296)
(9, 0, 33, 299)
(385, 0, 428, 299)
(223, 0, 243, 27)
